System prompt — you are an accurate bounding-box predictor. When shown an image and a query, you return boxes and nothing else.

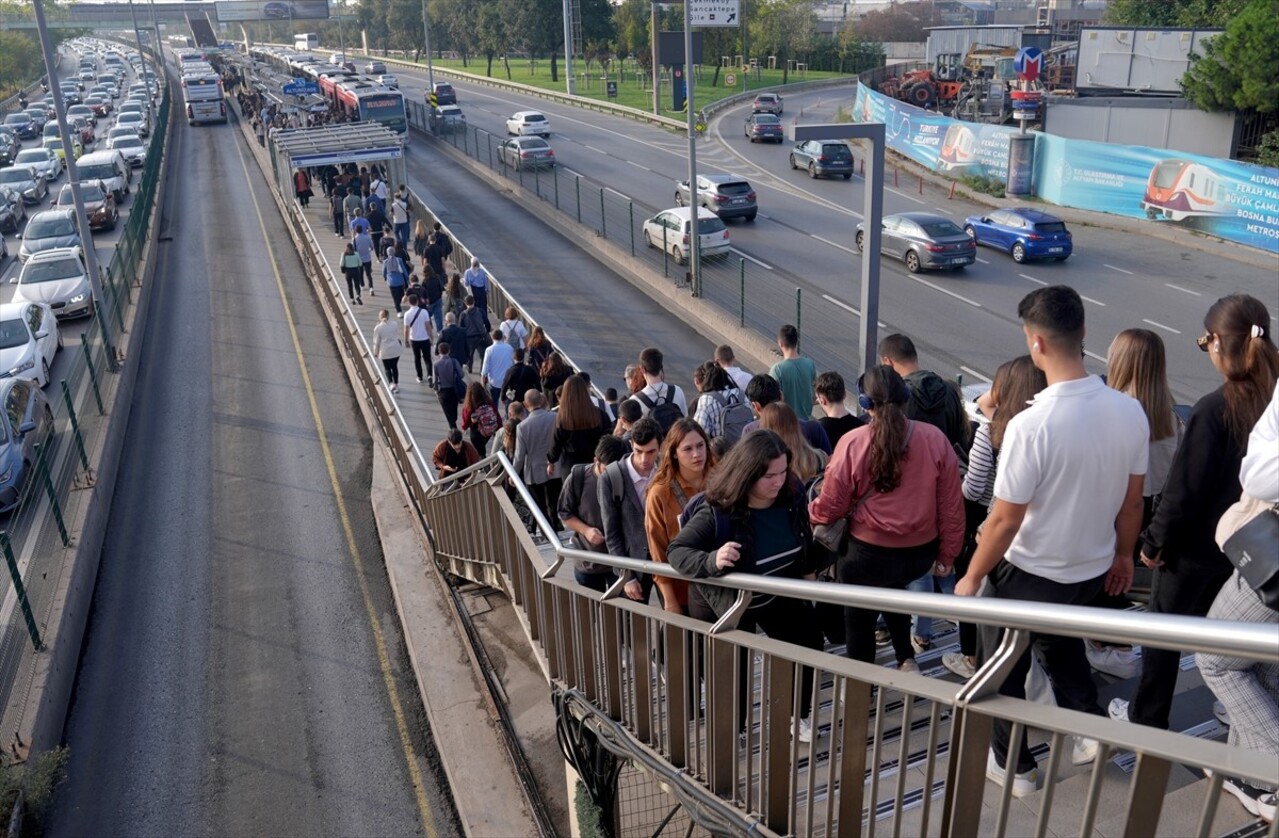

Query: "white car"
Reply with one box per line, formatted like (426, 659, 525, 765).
(12, 148, 62, 182)
(107, 134, 146, 167)
(376, 73, 398, 88)
(506, 111, 550, 138)
(13, 247, 94, 320)
(116, 111, 149, 137)
(0, 302, 60, 387)
(641, 206, 731, 265)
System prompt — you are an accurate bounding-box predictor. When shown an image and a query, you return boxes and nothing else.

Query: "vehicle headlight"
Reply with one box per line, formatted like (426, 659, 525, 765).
(0, 467, 11, 485)
(7, 359, 33, 376)
(69, 293, 87, 304)
(23, 187, 36, 197)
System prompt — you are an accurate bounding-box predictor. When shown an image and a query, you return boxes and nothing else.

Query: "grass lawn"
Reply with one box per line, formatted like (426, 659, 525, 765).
(399, 55, 848, 118)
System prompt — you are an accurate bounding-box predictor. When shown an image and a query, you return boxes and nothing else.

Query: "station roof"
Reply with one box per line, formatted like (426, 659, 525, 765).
(272, 123, 403, 168)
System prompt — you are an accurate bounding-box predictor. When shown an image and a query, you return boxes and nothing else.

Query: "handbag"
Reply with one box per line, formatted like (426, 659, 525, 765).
(1221, 501, 1279, 609)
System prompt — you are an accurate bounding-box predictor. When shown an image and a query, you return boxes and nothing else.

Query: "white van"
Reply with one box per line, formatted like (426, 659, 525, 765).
(75, 150, 130, 203)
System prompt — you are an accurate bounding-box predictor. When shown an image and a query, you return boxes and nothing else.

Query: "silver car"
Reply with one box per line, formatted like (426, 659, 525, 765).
(674, 173, 757, 222)
(498, 137, 555, 170)
(18, 209, 81, 264)
(12, 148, 62, 182)
(854, 211, 976, 273)
(13, 247, 93, 319)
(0, 167, 47, 206)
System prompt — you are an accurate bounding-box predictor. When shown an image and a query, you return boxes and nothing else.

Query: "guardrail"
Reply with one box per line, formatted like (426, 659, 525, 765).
(0, 79, 172, 741)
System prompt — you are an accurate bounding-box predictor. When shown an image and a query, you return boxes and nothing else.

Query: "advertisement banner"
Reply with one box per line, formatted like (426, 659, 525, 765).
(853, 85, 1016, 182)
(215, 0, 330, 22)
(1035, 134, 1279, 254)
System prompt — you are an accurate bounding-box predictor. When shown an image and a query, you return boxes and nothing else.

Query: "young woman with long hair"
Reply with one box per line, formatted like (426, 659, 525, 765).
(526, 326, 553, 371)
(668, 430, 826, 741)
(758, 402, 826, 481)
(810, 365, 964, 671)
(1112, 294, 1279, 730)
(547, 375, 609, 475)
(540, 351, 572, 408)
(1108, 329, 1181, 517)
(461, 380, 499, 455)
(644, 418, 717, 614)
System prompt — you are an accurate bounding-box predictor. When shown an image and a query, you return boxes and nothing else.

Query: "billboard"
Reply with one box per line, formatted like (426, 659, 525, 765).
(853, 85, 1016, 182)
(1035, 134, 1279, 254)
(216, 0, 330, 22)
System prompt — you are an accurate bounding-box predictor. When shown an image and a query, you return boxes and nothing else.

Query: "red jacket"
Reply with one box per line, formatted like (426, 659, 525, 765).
(809, 419, 965, 564)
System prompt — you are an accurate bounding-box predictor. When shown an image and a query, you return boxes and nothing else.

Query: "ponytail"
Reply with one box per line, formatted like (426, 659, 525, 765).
(868, 402, 909, 493)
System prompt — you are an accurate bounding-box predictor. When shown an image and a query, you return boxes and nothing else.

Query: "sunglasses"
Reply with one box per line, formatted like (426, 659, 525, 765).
(1196, 332, 1214, 352)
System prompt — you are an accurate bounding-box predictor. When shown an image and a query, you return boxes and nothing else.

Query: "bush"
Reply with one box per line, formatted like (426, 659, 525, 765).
(574, 780, 607, 838)
(960, 173, 1007, 196)
(1256, 129, 1279, 168)
(0, 747, 70, 835)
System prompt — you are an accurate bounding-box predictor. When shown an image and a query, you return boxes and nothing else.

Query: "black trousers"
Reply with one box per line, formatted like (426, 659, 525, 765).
(527, 479, 562, 527)
(978, 561, 1106, 773)
(381, 356, 400, 385)
(839, 539, 937, 665)
(436, 388, 459, 429)
(1128, 558, 1233, 729)
(690, 592, 824, 729)
(410, 339, 432, 381)
(343, 268, 361, 300)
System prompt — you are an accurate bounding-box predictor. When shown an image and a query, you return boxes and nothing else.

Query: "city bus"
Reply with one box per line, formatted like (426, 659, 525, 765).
(182, 74, 227, 125)
(294, 33, 319, 51)
(332, 81, 408, 139)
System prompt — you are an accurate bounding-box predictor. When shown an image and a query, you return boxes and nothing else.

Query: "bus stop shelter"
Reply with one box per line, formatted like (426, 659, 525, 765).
(268, 123, 406, 200)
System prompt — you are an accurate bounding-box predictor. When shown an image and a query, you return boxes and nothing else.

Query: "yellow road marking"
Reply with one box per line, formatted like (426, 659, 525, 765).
(231, 133, 437, 836)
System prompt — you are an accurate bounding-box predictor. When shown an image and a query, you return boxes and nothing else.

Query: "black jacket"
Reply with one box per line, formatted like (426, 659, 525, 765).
(440, 324, 468, 364)
(1141, 388, 1241, 571)
(667, 482, 828, 617)
(501, 363, 542, 404)
(905, 370, 968, 452)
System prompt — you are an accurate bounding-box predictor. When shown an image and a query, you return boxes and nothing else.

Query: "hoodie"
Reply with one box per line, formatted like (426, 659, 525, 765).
(904, 370, 968, 452)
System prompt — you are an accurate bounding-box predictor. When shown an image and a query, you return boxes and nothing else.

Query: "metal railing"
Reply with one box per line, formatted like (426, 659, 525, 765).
(422, 453, 1279, 837)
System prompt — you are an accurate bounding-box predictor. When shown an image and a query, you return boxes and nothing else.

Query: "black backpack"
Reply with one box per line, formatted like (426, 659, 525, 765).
(634, 384, 684, 434)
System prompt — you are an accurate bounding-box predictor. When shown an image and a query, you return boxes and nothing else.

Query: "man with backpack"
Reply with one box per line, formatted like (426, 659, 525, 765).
(513, 390, 561, 524)
(559, 436, 630, 592)
(626, 347, 687, 433)
(878, 333, 969, 453)
(597, 417, 664, 602)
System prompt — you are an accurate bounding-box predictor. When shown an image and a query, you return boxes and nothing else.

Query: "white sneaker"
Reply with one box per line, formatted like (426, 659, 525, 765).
(1086, 640, 1142, 679)
(794, 716, 812, 743)
(1072, 736, 1099, 766)
(1108, 698, 1130, 722)
(943, 652, 977, 680)
(1222, 777, 1277, 822)
(898, 658, 921, 674)
(986, 749, 1039, 798)
(1213, 700, 1231, 726)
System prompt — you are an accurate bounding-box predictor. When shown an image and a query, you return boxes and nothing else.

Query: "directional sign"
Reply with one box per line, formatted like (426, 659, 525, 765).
(283, 79, 319, 95)
(689, 0, 740, 27)
(1014, 47, 1043, 82)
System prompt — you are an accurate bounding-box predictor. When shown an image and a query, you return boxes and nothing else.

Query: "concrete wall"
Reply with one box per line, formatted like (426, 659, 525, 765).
(1043, 95, 1237, 159)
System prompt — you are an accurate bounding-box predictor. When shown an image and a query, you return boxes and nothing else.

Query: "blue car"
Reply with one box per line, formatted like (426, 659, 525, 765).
(0, 378, 54, 513)
(963, 208, 1073, 263)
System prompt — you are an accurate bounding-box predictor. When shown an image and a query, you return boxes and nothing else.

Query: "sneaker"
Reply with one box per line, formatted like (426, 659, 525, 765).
(416, 376, 423, 383)
(1222, 777, 1277, 822)
(369, 289, 374, 295)
(390, 384, 398, 394)
(898, 658, 921, 674)
(1072, 736, 1099, 766)
(875, 628, 892, 645)
(794, 716, 812, 744)
(356, 297, 363, 305)
(1213, 701, 1231, 726)
(986, 749, 1039, 798)
(1085, 639, 1142, 679)
(912, 635, 932, 655)
(1108, 698, 1130, 722)
(943, 652, 977, 680)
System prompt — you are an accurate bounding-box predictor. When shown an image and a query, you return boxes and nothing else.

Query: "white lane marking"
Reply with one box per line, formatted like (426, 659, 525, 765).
(1019, 273, 1047, 286)
(934, 207, 949, 214)
(1142, 318, 1181, 334)
(758, 213, 771, 220)
(561, 167, 583, 177)
(1083, 349, 1108, 363)
(731, 247, 773, 270)
(959, 366, 992, 383)
(888, 188, 926, 205)
(584, 144, 609, 155)
(604, 186, 631, 201)
(626, 160, 650, 171)
(1104, 263, 1134, 275)
(975, 257, 990, 264)
(811, 234, 858, 255)
(1080, 295, 1107, 307)
(819, 294, 886, 327)
(1166, 283, 1201, 296)
(907, 275, 982, 308)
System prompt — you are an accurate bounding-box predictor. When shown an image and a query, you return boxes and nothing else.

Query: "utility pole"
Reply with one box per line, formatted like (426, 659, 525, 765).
(420, 0, 434, 91)
(127, 0, 154, 127)
(562, 0, 575, 95)
(31, 0, 110, 358)
(650, 0, 660, 115)
(683, 0, 699, 295)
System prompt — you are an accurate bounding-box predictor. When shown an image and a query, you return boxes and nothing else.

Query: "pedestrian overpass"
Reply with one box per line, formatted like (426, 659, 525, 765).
(0, 2, 217, 30)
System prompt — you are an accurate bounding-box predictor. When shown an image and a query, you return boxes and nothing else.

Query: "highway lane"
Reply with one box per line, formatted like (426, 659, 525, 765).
(47, 82, 455, 836)
(375, 62, 1275, 401)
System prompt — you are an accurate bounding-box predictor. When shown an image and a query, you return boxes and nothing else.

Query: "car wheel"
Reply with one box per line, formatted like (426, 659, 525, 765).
(41, 359, 49, 387)
(854, 230, 865, 253)
(789, 154, 798, 170)
(808, 163, 817, 179)
(745, 213, 757, 222)
(905, 251, 921, 273)
(1012, 243, 1027, 263)
(1055, 255, 1070, 262)
(674, 192, 684, 207)
(842, 173, 852, 180)
(673, 246, 685, 265)
(643, 230, 653, 249)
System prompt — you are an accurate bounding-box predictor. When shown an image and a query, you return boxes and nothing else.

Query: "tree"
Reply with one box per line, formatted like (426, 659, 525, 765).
(0, 32, 43, 100)
(1181, 0, 1279, 114)
(751, 0, 817, 84)
(853, 1, 931, 43)
(1103, 0, 1249, 27)
(475, 0, 513, 79)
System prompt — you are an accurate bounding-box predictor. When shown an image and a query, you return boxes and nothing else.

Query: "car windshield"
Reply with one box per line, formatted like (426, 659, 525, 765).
(62, 184, 104, 203)
(113, 138, 142, 150)
(119, 114, 141, 123)
(697, 217, 726, 234)
(920, 220, 964, 237)
(22, 257, 80, 282)
(0, 170, 30, 185)
(823, 144, 851, 157)
(14, 151, 47, 164)
(3, 116, 28, 125)
(26, 216, 76, 237)
(1034, 221, 1068, 234)
(0, 319, 28, 351)
(77, 163, 114, 180)
(45, 140, 63, 149)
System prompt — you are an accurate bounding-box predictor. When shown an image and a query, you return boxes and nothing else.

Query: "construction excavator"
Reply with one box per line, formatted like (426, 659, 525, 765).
(878, 43, 1020, 114)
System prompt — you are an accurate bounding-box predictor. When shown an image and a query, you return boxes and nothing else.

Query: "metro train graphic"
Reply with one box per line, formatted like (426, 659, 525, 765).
(1141, 159, 1231, 222)
(938, 124, 978, 171)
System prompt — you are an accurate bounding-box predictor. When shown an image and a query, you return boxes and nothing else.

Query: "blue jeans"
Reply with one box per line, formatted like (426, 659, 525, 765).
(428, 298, 443, 331)
(574, 567, 615, 592)
(907, 570, 957, 641)
(395, 222, 409, 245)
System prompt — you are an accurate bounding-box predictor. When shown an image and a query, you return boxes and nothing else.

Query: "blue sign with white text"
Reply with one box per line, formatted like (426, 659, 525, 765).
(283, 79, 319, 95)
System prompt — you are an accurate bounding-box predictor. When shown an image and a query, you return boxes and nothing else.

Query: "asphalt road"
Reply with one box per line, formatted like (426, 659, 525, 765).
(46, 84, 455, 836)
(371, 61, 1277, 403)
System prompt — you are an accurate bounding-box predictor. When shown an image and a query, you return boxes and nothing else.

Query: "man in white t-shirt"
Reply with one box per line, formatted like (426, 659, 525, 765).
(625, 347, 687, 421)
(714, 344, 753, 393)
(956, 285, 1147, 796)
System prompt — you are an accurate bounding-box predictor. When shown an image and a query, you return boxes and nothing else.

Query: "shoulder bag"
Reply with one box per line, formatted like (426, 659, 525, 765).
(1219, 495, 1279, 610)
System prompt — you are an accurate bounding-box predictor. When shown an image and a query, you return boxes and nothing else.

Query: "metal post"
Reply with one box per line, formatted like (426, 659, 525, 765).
(487, 133, 493, 169)
(60, 380, 91, 474)
(420, 0, 435, 91)
(338, 9, 346, 63)
(32, 0, 109, 352)
(562, 0, 575, 95)
(650, 0, 661, 115)
(148, 0, 168, 75)
(34, 443, 69, 547)
(575, 175, 581, 223)
(663, 225, 668, 277)
(739, 258, 745, 326)
(0, 533, 41, 650)
(534, 164, 540, 199)
(684, 1, 700, 298)
(629, 201, 635, 256)
(795, 287, 802, 350)
(127, 0, 155, 127)
(554, 165, 560, 209)
(599, 187, 606, 237)
(95, 300, 118, 374)
(82, 337, 105, 415)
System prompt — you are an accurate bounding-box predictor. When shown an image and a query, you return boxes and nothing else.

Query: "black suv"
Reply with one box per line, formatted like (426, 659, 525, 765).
(430, 82, 456, 105)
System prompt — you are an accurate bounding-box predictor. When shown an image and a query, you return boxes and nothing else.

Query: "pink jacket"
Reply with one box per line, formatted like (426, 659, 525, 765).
(809, 420, 965, 564)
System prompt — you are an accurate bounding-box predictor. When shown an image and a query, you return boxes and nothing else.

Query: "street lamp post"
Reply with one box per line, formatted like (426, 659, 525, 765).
(420, 0, 435, 91)
(126, 0, 154, 126)
(683, 0, 699, 295)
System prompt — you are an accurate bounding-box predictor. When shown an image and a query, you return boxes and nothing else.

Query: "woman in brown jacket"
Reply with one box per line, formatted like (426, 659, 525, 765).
(644, 418, 717, 614)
